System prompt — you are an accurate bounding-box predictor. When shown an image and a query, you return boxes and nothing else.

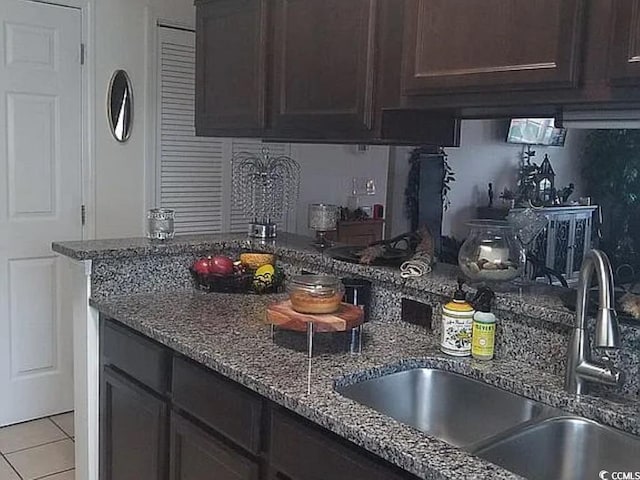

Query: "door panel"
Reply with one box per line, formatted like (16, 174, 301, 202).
(271, 0, 377, 138)
(7, 93, 57, 216)
(608, 0, 640, 84)
(402, 0, 585, 94)
(0, 0, 82, 426)
(9, 257, 58, 375)
(195, 0, 267, 135)
(101, 367, 168, 480)
(170, 413, 259, 480)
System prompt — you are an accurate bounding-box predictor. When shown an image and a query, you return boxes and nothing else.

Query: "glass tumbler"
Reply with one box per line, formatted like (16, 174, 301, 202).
(147, 208, 175, 241)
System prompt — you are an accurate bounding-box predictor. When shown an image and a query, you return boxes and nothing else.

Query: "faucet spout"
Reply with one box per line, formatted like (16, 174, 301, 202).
(565, 250, 623, 395)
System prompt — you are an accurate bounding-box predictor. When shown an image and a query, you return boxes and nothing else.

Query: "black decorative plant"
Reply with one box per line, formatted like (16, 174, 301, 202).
(581, 130, 640, 271)
(404, 146, 455, 232)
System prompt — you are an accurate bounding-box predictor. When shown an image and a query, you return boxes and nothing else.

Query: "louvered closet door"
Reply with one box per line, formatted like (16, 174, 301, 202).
(158, 27, 225, 234)
(229, 139, 291, 233)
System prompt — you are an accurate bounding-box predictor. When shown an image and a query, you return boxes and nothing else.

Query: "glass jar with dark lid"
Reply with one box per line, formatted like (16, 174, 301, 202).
(287, 275, 345, 314)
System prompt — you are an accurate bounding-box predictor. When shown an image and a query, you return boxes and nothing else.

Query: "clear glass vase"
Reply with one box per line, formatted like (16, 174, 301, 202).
(458, 220, 525, 283)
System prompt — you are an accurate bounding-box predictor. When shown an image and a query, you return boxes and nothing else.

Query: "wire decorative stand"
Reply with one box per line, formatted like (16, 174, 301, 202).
(231, 148, 301, 238)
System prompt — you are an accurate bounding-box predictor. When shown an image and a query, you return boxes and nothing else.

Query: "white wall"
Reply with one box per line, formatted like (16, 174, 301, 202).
(91, 0, 195, 238)
(289, 144, 390, 236)
(387, 120, 588, 240)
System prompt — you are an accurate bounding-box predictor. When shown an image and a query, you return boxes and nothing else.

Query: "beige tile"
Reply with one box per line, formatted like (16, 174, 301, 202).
(0, 418, 66, 454)
(40, 469, 75, 480)
(0, 456, 19, 480)
(6, 439, 74, 480)
(50, 413, 74, 438)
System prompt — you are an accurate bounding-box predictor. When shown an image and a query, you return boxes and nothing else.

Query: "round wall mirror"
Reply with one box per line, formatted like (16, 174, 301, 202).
(107, 70, 133, 142)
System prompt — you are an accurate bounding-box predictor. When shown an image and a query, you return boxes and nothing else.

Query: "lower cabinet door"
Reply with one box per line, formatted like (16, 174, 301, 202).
(270, 409, 412, 480)
(100, 366, 168, 480)
(170, 412, 259, 480)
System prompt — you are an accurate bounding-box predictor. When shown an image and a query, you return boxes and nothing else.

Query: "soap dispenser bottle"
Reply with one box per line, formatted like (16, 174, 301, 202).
(440, 279, 475, 356)
(471, 287, 496, 361)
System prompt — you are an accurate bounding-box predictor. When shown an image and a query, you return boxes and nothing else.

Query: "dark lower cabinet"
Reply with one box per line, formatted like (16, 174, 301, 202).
(100, 316, 418, 480)
(270, 409, 411, 480)
(100, 366, 168, 480)
(170, 413, 259, 480)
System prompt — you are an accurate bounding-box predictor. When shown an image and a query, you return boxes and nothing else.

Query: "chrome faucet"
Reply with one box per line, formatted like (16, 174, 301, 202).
(565, 249, 624, 395)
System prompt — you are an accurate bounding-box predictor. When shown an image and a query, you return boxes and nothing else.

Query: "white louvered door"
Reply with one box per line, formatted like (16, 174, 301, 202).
(156, 27, 295, 235)
(158, 27, 224, 234)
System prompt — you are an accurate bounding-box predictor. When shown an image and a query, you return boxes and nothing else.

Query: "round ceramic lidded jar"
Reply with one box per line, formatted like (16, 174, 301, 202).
(288, 275, 345, 314)
(458, 220, 525, 283)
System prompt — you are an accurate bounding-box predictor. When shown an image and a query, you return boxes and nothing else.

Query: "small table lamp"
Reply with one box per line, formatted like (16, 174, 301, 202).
(308, 204, 339, 248)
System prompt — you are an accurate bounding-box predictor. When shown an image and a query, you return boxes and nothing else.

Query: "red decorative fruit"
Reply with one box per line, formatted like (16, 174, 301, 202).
(208, 255, 234, 275)
(193, 258, 211, 275)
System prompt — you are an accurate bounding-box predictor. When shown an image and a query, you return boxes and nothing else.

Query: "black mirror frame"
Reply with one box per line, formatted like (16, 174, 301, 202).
(107, 69, 133, 143)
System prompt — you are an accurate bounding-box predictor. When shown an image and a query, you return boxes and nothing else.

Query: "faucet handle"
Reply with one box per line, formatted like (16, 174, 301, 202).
(600, 354, 614, 369)
(600, 355, 625, 387)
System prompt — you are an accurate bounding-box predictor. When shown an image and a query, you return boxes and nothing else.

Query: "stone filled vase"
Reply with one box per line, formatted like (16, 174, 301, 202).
(458, 220, 525, 283)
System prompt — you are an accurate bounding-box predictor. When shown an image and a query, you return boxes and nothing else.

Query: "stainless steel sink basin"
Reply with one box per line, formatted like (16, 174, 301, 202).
(337, 368, 640, 478)
(475, 416, 640, 480)
(336, 368, 554, 448)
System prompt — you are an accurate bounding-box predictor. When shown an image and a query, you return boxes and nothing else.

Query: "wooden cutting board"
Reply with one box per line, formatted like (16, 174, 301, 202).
(266, 300, 364, 333)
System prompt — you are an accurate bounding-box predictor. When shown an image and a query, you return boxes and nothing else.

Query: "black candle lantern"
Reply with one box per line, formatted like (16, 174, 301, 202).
(534, 154, 555, 204)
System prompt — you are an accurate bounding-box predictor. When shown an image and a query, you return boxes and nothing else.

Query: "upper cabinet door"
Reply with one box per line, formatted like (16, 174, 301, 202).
(271, 0, 377, 139)
(608, 0, 640, 85)
(195, 0, 267, 136)
(401, 0, 585, 95)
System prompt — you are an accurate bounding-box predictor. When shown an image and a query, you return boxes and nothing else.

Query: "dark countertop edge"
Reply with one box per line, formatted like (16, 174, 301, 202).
(89, 293, 640, 480)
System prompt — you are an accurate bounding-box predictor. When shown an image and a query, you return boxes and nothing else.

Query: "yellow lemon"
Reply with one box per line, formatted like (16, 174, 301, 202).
(254, 264, 275, 290)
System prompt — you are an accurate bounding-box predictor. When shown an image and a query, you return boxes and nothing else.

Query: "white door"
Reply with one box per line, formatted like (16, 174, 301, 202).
(0, 0, 82, 426)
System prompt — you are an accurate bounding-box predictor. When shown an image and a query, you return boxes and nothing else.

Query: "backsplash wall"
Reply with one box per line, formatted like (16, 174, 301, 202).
(386, 120, 589, 240)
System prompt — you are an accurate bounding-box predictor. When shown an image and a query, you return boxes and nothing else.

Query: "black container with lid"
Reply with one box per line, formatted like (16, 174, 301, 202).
(341, 277, 372, 322)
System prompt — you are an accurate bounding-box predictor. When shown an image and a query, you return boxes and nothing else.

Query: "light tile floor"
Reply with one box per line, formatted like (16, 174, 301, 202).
(0, 413, 74, 480)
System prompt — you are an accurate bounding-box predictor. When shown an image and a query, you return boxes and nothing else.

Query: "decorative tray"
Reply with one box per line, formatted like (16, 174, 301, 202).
(325, 245, 413, 267)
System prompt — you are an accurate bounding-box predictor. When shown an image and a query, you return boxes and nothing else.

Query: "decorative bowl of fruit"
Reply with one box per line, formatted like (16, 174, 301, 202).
(190, 253, 285, 294)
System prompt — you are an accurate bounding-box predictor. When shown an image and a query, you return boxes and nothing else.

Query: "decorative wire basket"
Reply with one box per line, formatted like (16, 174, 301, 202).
(189, 266, 286, 294)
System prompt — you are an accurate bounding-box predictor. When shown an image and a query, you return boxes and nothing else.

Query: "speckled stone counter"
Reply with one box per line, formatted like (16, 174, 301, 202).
(53, 233, 576, 325)
(52, 232, 640, 397)
(90, 290, 640, 480)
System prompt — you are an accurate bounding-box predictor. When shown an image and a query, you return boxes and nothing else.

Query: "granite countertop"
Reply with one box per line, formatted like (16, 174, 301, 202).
(90, 290, 640, 480)
(54, 233, 582, 327)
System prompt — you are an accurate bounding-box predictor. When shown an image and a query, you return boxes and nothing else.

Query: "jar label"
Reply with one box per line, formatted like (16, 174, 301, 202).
(441, 313, 473, 355)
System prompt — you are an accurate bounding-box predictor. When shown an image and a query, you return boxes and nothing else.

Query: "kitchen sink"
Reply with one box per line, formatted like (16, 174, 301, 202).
(335, 368, 555, 448)
(337, 368, 640, 479)
(475, 416, 640, 480)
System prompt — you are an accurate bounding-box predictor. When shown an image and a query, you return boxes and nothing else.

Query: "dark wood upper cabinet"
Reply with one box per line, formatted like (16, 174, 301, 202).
(195, 0, 268, 136)
(402, 0, 586, 95)
(193, 0, 640, 142)
(270, 0, 378, 139)
(608, 0, 640, 85)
